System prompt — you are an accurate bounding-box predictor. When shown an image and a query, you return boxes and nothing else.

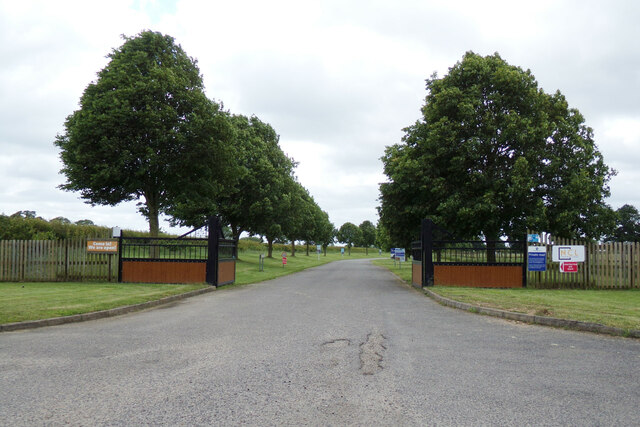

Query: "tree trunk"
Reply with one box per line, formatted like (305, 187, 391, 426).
(144, 193, 160, 258)
(267, 237, 274, 258)
(146, 201, 160, 237)
(231, 223, 242, 244)
(485, 231, 499, 264)
(306, 241, 310, 256)
(348, 244, 351, 256)
(291, 240, 296, 257)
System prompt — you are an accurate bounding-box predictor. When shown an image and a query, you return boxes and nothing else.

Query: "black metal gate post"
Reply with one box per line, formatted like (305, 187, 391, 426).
(422, 218, 434, 287)
(117, 231, 123, 283)
(522, 233, 528, 288)
(206, 216, 220, 286)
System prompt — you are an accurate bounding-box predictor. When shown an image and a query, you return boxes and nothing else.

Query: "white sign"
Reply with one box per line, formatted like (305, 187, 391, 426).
(552, 245, 585, 262)
(395, 248, 406, 262)
(527, 246, 546, 253)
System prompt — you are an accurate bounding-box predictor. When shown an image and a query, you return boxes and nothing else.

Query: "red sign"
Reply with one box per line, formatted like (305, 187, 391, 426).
(282, 256, 287, 265)
(560, 262, 578, 273)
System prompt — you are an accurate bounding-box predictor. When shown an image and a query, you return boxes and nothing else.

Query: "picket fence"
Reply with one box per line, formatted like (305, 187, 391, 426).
(0, 239, 118, 282)
(527, 233, 640, 289)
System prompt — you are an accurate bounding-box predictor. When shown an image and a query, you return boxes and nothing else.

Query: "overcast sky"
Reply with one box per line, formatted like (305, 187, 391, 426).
(1, 0, 639, 235)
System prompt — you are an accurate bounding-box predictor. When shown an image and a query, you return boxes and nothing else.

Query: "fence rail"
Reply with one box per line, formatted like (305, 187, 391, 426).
(120, 236, 208, 261)
(431, 240, 524, 265)
(0, 239, 118, 282)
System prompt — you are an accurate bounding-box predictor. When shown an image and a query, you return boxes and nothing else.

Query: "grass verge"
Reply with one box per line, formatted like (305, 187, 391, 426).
(372, 258, 640, 331)
(0, 282, 207, 324)
(1, 250, 385, 325)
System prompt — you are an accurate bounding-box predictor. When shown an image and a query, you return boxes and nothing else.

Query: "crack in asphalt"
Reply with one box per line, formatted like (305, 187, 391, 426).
(321, 338, 351, 349)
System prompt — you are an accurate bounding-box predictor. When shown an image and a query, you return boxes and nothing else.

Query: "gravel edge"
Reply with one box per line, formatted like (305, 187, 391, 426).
(0, 286, 216, 332)
(423, 288, 640, 338)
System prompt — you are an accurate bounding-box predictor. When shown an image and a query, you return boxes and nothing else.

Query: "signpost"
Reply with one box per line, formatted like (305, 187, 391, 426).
(87, 240, 119, 282)
(393, 248, 406, 268)
(282, 252, 287, 268)
(317, 244, 322, 260)
(527, 246, 547, 272)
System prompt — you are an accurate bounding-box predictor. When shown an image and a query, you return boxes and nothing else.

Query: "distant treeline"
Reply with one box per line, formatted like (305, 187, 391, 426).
(0, 211, 172, 240)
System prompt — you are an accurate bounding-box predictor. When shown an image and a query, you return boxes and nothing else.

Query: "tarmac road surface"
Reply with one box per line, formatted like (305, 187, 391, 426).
(1, 259, 639, 425)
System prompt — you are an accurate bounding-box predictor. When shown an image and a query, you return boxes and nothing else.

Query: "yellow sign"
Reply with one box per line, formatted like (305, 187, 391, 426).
(87, 240, 119, 253)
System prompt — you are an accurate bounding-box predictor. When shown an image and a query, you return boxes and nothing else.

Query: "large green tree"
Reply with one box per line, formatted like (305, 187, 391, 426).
(358, 220, 377, 255)
(55, 31, 232, 236)
(168, 113, 296, 245)
(314, 210, 335, 256)
(336, 222, 362, 256)
(379, 52, 615, 252)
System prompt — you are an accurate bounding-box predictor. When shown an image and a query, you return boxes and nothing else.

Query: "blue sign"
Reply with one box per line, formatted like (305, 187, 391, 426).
(528, 246, 547, 272)
(395, 248, 406, 262)
(527, 234, 540, 243)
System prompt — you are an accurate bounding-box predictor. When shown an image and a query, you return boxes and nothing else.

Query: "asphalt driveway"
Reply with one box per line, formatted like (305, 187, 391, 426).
(1, 259, 638, 425)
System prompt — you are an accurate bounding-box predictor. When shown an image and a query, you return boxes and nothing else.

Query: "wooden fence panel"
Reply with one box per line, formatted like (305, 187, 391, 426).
(0, 240, 118, 282)
(526, 232, 640, 289)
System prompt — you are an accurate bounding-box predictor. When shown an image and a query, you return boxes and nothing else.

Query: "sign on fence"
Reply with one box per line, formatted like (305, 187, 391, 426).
(552, 245, 585, 262)
(560, 262, 578, 273)
(87, 240, 118, 253)
(527, 246, 547, 271)
(395, 248, 406, 262)
(527, 233, 540, 243)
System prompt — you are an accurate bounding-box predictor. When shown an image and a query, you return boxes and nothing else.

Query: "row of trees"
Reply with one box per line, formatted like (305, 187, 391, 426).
(54, 31, 334, 257)
(379, 52, 617, 251)
(1, 211, 111, 240)
(335, 220, 377, 255)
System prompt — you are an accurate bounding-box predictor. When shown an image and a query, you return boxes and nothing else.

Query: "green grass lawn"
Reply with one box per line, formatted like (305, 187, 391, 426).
(1, 249, 385, 325)
(372, 258, 640, 331)
(0, 282, 207, 324)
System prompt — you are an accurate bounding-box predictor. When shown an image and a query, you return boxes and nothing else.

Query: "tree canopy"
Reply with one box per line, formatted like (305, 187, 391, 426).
(379, 51, 615, 248)
(358, 220, 377, 254)
(55, 31, 233, 236)
(336, 222, 362, 255)
(606, 204, 640, 242)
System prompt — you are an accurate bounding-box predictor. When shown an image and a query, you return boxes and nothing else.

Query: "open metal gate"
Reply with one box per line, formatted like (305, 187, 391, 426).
(119, 216, 236, 286)
(412, 219, 526, 288)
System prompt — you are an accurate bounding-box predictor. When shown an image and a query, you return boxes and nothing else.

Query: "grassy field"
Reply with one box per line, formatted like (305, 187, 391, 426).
(0, 249, 385, 325)
(234, 249, 383, 285)
(372, 258, 640, 331)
